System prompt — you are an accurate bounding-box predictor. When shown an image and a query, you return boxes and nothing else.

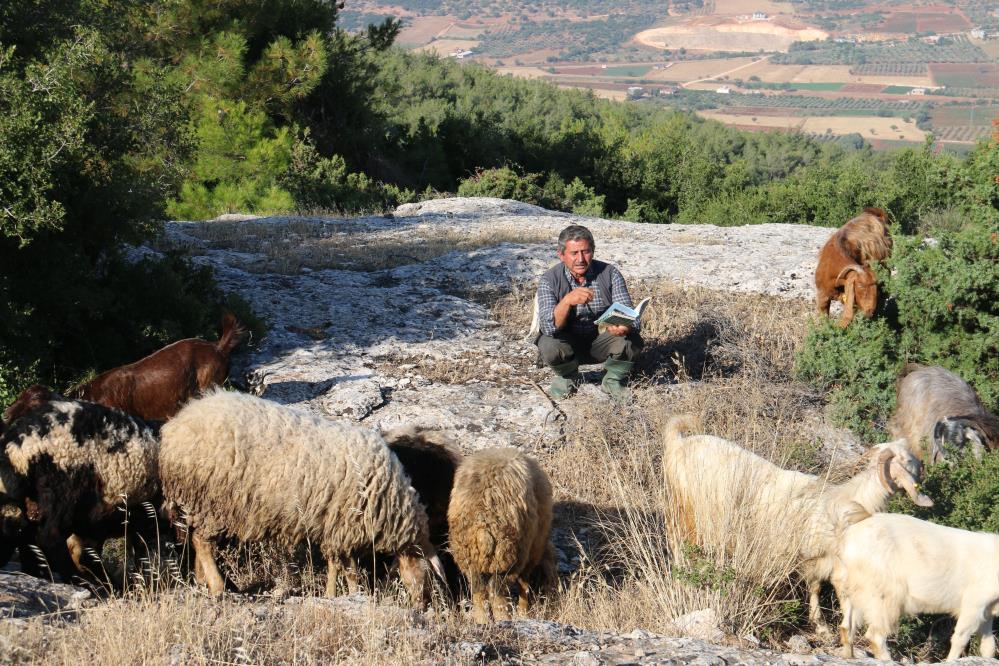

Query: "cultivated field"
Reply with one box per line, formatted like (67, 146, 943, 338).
(931, 63, 999, 88)
(697, 111, 928, 140)
(635, 17, 828, 53)
(737, 62, 934, 87)
(396, 16, 456, 46)
(709, 0, 795, 14)
(880, 9, 972, 33)
(644, 57, 757, 81)
(415, 38, 481, 55)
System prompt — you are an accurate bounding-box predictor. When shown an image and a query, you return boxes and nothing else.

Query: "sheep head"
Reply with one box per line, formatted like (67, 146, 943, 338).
(875, 443, 934, 507)
(836, 264, 878, 327)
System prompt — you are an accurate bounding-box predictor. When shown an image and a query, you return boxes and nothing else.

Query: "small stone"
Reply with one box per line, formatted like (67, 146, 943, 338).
(669, 608, 725, 644)
(786, 634, 810, 653)
(573, 651, 601, 666)
(633, 647, 647, 658)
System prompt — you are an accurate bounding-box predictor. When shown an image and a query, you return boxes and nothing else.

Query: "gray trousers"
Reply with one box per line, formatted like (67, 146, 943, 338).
(537, 329, 644, 367)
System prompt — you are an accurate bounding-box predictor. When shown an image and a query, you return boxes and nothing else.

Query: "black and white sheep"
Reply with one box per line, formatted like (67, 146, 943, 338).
(833, 513, 999, 661)
(447, 447, 556, 623)
(158, 390, 443, 603)
(889, 363, 999, 463)
(662, 416, 932, 635)
(0, 397, 161, 582)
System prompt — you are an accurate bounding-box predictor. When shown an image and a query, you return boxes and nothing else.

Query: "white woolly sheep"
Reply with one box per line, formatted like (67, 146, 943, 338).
(0, 397, 161, 582)
(158, 390, 443, 603)
(889, 363, 999, 463)
(833, 512, 999, 661)
(662, 416, 932, 635)
(447, 447, 556, 623)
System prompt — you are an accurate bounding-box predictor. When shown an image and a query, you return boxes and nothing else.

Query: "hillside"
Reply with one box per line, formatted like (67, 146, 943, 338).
(2, 198, 900, 664)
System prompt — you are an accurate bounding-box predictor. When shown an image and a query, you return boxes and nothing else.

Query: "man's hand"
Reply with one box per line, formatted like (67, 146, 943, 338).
(561, 287, 594, 307)
(605, 324, 630, 337)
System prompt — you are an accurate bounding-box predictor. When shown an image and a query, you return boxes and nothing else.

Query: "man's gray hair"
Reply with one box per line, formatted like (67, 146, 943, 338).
(557, 225, 595, 254)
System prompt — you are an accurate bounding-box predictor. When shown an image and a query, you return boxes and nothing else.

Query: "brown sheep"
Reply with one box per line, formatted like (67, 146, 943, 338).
(67, 311, 248, 420)
(888, 363, 999, 463)
(814, 207, 892, 327)
(447, 447, 556, 623)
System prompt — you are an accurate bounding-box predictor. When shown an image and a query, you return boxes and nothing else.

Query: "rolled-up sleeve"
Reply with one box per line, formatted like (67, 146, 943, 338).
(537, 278, 559, 337)
(610, 266, 640, 331)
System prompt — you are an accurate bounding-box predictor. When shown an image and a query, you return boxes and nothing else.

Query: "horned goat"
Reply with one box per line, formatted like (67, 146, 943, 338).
(662, 416, 931, 635)
(833, 513, 999, 661)
(447, 447, 556, 623)
(158, 390, 443, 603)
(889, 363, 999, 463)
(814, 207, 892, 327)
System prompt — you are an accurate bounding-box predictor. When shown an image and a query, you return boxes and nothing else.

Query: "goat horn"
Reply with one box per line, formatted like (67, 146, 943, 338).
(876, 448, 895, 492)
(836, 264, 865, 281)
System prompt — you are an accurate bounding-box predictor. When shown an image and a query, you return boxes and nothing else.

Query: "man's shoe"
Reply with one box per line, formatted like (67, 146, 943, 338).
(601, 358, 634, 403)
(549, 360, 582, 399)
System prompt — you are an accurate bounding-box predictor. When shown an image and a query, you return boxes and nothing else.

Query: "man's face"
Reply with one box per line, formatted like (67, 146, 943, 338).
(558, 238, 594, 280)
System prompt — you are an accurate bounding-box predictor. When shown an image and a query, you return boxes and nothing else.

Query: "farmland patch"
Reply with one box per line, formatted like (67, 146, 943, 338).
(696, 110, 927, 140)
(397, 16, 454, 46)
(931, 63, 999, 89)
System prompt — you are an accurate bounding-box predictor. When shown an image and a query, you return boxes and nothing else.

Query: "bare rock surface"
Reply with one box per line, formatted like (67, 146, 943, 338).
(163, 197, 836, 453)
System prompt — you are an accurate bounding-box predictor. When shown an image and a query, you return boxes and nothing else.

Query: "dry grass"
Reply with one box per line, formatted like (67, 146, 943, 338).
(166, 220, 550, 274)
(3, 282, 861, 660)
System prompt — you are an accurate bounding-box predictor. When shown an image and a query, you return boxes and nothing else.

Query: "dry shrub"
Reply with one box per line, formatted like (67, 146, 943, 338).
(167, 220, 550, 274)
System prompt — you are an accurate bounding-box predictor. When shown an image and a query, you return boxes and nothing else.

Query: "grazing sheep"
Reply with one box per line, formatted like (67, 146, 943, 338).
(384, 425, 464, 595)
(814, 207, 892, 327)
(833, 513, 999, 661)
(662, 416, 931, 635)
(447, 447, 555, 623)
(158, 390, 442, 603)
(889, 363, 999, 463)
(0, 397, 161, 582)
(67, 311, 248, 420)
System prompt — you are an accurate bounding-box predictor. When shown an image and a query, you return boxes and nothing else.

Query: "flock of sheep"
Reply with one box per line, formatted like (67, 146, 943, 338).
(0, 209, 997, 662)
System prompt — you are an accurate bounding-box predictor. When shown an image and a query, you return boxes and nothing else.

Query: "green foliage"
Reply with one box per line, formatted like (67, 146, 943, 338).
(456, 166, 605, 216)
(796, 218, 999, 440)
(280, 134, 413, 213)
(167, 96, 296, 219)
(795, 318, 902, 440)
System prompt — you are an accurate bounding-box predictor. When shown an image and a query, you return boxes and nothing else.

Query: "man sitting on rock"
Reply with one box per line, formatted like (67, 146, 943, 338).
(535, 224, 643, 400)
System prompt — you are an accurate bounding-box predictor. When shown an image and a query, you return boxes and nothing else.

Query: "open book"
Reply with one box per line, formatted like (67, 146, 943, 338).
(596, 297, 651, 331)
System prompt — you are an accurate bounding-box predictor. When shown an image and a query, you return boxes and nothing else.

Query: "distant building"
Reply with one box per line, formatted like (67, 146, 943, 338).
(716, 85, 731, 94)
(908, 88, 926, 95)
(660, 86, 679, 95)
(627, 86, 645, 99)
(970, 28, 986, 39)
(752, 11, 768, 20)
(922, 35, 941, 44)
(450, 49, 475, 59)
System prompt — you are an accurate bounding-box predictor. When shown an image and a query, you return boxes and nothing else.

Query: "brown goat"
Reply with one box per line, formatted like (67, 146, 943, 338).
(67, 311, 248, 420)
(815, 208, 893, 327)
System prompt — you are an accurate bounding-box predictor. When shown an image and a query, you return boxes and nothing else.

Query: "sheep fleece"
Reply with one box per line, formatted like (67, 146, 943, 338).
(159, 391, 429, 555)
(2, 399, 160, 514)
(448, 448, 553, 576)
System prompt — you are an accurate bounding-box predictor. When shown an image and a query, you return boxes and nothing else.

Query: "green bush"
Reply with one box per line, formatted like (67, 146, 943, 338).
(279, 134, 413, 214)
(457, 166, 545, 204)
(796, 220, 998, 441)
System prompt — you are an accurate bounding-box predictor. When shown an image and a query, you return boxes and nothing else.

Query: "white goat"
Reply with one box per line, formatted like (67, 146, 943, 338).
(662, 416, 933, 635)
(833, 513, 999, 661)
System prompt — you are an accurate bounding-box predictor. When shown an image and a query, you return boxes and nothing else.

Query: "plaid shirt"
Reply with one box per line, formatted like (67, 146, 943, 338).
(537, 263, 637, 337)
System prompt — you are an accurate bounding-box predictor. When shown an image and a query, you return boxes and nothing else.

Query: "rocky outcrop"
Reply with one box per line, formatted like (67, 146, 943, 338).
(163, 197, 832, 450)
